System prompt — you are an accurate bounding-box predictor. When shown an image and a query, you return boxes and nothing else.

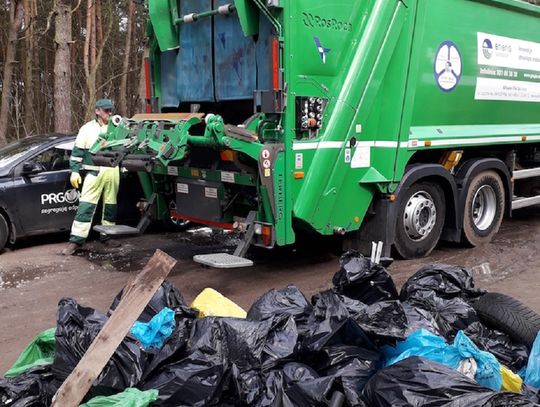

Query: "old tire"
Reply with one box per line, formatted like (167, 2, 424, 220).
(394, 182, 446, 259)
(462, 170, 505, 246)
(0, 213, 8, 252)
(473, 292, 540, 348)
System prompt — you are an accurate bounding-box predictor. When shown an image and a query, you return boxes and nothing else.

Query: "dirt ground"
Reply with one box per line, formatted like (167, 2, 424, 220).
(1, 207, 539, 375)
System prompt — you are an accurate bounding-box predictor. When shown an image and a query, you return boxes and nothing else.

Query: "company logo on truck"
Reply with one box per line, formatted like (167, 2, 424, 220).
(314, 37, 331, 64)
(434, 41, 462, 92)
(482, 39, 494, 59)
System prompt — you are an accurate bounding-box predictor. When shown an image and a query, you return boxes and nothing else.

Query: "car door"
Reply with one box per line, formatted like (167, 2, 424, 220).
(13, 141, 78, 235)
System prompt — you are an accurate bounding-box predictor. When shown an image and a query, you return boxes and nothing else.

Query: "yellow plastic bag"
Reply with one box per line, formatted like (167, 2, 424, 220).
(500, 365, 523, 393)
(191, 288, 247, 318)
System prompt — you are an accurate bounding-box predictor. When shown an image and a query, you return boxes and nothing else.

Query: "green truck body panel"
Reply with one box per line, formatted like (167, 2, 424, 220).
(95, 0, 540, 250)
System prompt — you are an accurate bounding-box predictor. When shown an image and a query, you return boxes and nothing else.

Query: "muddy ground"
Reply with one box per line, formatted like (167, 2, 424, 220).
(1, 207, 539, 374)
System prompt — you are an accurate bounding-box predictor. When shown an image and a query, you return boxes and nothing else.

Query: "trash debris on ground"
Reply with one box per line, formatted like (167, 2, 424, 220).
(131, 308, 176, 349)
(80, 388, 159, 407)
(4, 328, 56, 378)
(191, 288, 247, 318)
(3, 250, 540, 406)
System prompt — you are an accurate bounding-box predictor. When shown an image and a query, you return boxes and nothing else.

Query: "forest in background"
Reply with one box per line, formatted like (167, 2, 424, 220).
(0, 0, 539, 146)
(0, 0, 147, 146)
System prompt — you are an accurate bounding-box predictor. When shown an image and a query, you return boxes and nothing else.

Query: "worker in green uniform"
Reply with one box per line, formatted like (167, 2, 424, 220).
(62, 99, 120, 255)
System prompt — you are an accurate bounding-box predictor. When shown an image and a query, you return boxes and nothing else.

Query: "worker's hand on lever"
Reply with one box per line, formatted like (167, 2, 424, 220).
(70, 172, 82, 189)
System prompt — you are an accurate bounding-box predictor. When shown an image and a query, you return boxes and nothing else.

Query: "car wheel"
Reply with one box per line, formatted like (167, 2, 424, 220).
(394, 182, 446, 259)
(462, 170, 505, 247)
(0, 213, 9, 252)
(162, 199, 192, 231)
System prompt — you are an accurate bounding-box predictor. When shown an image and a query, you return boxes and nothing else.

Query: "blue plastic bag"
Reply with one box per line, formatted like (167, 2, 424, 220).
(131, 307, 176, 349)
(383, 329, 502, 390)
(525, 331, 540, 387)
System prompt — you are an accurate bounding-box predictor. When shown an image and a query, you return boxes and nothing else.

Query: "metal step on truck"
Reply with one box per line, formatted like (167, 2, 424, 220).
(91, 0, 540, 267)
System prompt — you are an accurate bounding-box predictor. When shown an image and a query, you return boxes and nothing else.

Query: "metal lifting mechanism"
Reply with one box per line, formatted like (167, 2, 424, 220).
(176, 3, 236, 25)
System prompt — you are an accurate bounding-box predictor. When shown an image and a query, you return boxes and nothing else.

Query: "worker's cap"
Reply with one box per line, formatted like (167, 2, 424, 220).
(96, 99, 114, 110)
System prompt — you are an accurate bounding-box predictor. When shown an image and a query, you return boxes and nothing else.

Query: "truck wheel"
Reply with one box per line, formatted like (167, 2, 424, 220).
(394, 182, 445, 259)
(462, 170, 504, 246)
(162, 199, 191, 231)
(473, 292, 540, 348)
(0, 214, 8, 252)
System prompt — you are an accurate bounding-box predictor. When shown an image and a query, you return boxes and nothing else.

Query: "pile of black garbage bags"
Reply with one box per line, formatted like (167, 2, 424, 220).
(2, 251, 540, 406)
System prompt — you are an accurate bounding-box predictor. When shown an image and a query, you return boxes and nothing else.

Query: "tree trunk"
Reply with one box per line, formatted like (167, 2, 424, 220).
(84, 1, 113, 121)
(54, 0, 73, 134)
(83, 0, 93, 80)
(118, 0, 134, 116)
(0, 1, 25, 146)
(95, 0, 102, 88)
(23, 0, 36, 137)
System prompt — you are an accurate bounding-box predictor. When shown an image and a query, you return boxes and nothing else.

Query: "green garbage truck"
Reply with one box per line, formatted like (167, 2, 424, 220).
(92, 0, 540, 266)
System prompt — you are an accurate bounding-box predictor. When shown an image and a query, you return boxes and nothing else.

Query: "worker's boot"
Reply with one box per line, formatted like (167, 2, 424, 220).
(62, 242, 82, 256)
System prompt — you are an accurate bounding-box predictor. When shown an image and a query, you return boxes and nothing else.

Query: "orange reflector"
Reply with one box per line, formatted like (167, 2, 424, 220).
(522, 136, 528, 142)
(262, 225, 272, 246)
(220, 150, 234, 161)
(424, 141, 432, 147)
(354, 216, 360, 223)
(294, 171, 305, 179)
(389, 194, 396, 202)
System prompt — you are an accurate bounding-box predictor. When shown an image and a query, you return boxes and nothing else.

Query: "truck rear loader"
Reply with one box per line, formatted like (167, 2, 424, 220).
(92, 0, 540, 266)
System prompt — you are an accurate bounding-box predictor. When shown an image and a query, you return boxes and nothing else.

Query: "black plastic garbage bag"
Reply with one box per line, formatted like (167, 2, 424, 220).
(402, 302, 442, 336)
(302, 290, 374, 352)
(247, 285, 312, 334)
(141, 318, 193, 381)
(231, 367, 294, 407)
(282, 363, 334, 407)
(141, 349, 227, 407)
(362, 356, 500, 407)
(332, 251, 398, 305)
(0, 366, 54, 407)
(262, 316, 299, 370)
(311, 345, 380, 406)
(404, 294, 479, 340)
(341, 297, 408, 345)
(52, 298, 148, 392)
(400, 263, 484, 303)
(465, 321, 529, 372)
(109, 280, 196, 322)
(480, 393, 539, 406)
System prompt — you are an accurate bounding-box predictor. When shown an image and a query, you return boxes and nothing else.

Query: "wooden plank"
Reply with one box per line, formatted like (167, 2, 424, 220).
(51, 249, 177, 407)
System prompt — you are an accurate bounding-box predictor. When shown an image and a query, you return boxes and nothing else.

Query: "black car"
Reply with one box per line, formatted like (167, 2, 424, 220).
(0, 134, 143, 252)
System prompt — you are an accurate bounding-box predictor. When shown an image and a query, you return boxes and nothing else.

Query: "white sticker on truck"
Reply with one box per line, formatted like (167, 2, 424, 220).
(351, 147, 370, 169)
(477, 32, 540, 72)
(476, 32, 540, 102)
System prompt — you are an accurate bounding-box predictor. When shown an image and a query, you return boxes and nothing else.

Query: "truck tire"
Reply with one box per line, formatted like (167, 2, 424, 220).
(394, 182, 446, 259)
(0, 213, 8, 252)
(472, 292, 540, 348)
(462, 170, 505, 246)
(162, 199, 192, 231)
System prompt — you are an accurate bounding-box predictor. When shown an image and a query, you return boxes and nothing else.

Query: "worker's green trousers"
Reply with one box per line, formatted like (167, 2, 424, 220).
(69, 168, 120, 244)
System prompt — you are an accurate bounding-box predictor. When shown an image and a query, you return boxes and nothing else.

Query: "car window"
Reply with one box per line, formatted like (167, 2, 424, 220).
(0, 139, 43, 169)
(13, 143, 73, 176)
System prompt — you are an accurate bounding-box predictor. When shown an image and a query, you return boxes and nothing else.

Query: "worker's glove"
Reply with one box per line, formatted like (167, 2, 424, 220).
(70, 172, 82, 189)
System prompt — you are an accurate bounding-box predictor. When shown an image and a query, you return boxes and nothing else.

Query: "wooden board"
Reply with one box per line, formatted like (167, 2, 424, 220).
(51, 249, 177, 407)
